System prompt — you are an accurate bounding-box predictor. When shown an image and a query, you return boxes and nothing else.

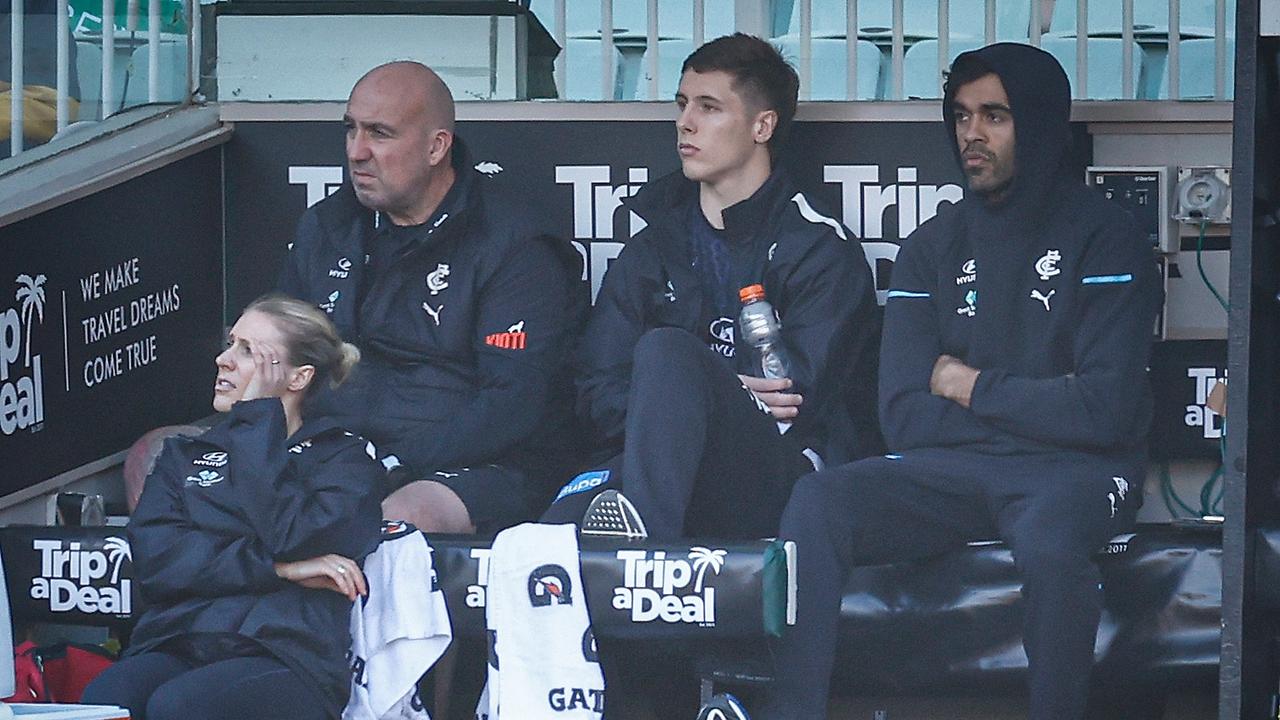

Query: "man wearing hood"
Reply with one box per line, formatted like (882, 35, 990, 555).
(754, 44, 1162, 720)
(542, 33, 882, 542)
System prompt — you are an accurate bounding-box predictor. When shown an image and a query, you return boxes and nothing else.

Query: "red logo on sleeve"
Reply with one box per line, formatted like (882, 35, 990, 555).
(485, 320, 527, 350)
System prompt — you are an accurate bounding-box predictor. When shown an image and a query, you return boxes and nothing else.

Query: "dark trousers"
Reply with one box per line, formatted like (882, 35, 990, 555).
(758, 448, 1142, 720)
(82, 651, 330, 720)
(544, 327, 813, 540)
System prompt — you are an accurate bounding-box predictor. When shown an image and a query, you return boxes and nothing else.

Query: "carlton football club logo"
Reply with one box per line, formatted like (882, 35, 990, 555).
(1, 273, 48, 436)
(30, 537, 132, 614)
(527, 564, 573, 607)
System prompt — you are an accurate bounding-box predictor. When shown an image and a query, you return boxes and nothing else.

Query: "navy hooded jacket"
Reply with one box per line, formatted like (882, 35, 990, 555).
(879, 43, 1162, 459)
(126, 398, 383, 718)
(280, 137, 586, 495)
(578, 166, 884, 466)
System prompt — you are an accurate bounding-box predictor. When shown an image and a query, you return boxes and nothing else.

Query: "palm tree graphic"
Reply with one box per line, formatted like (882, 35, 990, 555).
(15, 274, 46, 367)
(688, 547, 727, 593)
(104, 537, 131, 584)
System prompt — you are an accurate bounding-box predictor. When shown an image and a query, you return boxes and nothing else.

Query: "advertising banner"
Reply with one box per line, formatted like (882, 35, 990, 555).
(223, 119, 1044, 314)
(0, 150, 223, 498)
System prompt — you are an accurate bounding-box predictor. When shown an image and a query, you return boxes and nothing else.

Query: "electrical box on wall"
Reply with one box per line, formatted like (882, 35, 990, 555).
(1086, 166, 1175, 253)
(1174, 166, 1232, 225)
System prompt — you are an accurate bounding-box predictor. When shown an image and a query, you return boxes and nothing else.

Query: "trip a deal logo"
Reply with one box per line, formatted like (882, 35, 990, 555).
(1, 273, 48, 436)
(612, 547, 727, 626)
(29, 536, 133, 615)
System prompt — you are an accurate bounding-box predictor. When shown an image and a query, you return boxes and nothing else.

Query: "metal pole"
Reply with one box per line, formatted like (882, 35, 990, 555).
(1030, 0, 1042, 46)
(103, 0, 116, 116)
(645, 0, 658, 100)
(188, 0, 199, 94)
(1168, 0, 1180, 99)
(1121, 0, 1134, 98)
(696, 0, 706, 48)
(799, 0, 811, 100)
(985, 0, 995, 44)
(937, 0, 948, 98)
(1076, 0, 1088, 97)
(148, 0, 160, 102)
(553, 0, 565, 99)
(600, 0, 613, 100)
(10, 0, 24, 156)
(846, 0, 858, 99)
(890, 0, 903, 100)
(56, 0, 69, 129)
(1215, 0, 1227, 99)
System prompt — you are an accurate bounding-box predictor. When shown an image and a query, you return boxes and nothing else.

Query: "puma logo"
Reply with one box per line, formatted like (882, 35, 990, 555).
(422, 302, 443, 326)
(1030, 288, 1055, 311)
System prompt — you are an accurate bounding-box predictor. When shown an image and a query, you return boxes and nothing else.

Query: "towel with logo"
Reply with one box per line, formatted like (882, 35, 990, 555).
(345, 522, 452, 720)
(475, 523, 603, 720)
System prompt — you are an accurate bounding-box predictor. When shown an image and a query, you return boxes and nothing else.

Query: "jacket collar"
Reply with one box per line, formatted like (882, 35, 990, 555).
(627, 165, 796, 247)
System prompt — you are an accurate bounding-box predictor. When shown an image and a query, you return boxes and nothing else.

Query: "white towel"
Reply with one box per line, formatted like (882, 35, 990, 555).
(345, 524, 453, 720)
(475, 523, 604, 720)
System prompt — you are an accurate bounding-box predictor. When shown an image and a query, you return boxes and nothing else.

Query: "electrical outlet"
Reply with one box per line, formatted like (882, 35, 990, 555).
(1175, 166, 1231, 224)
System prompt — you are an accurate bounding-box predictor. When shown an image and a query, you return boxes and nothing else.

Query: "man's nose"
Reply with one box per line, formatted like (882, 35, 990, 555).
(677, 106, 694, 133)
(348, 132, 371, 161)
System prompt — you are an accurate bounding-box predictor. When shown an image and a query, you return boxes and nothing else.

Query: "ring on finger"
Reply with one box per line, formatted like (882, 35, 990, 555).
(336, 566, 347, 574)
(271, 360, 281, 365)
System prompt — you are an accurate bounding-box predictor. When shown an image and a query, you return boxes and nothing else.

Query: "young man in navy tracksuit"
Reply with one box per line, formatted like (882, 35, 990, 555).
(280, 62, 583, 535)
(542, 34, 882, 541)
(755, 44, 1162, 720)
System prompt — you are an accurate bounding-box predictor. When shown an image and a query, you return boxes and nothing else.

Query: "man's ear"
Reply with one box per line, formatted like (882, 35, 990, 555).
(429, 129, 454, 166)
(289, 365, 316, 394)
(754, 109, 778, 145)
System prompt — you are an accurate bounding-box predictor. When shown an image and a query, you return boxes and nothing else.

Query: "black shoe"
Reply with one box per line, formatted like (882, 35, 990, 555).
(696, 692, 751, 720)
(580, 489, 648, 540)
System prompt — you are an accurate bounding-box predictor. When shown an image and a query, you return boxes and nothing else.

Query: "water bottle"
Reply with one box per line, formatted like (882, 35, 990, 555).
(738, 284, 792, 379)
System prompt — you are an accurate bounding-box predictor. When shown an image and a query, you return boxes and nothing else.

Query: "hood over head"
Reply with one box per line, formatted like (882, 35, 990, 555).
(942, 43, 1073, 220)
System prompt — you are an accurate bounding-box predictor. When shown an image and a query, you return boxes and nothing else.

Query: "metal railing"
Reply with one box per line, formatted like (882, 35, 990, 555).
(7, 0, 198, 158)
(539, 0, 1235, 102)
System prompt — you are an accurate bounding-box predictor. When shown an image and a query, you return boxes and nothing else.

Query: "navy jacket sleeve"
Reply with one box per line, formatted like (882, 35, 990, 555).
(387, 235, 578, 472)
(967, 224, 1159, 450)
(773, 235, 877, 439)
(222, 399, 383, 562)
(574, 241, 650, 445)
(878, 233, 998, 450)
(128, 439, 283, 603)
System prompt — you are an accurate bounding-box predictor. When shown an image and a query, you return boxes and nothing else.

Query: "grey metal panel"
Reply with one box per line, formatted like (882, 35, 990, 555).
(0, 104, 227, 228)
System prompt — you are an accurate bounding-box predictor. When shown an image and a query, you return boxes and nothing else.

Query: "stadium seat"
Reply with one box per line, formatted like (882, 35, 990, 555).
(902, 37, 1140, 100)
(779, 0, 1032, 42)
(73, 41, 103, 120)
(74, 40, 131, 119)
(1049, 0, 1236, 39)
(641, 38, 694, 100)
(1152, 37, 1236, 99)
(123, 41, 188, 107)
(773, 36, 885, 100)
(533, 0, 734, 40)
(637, 36, 882, 101)
(563, 37, 630, 100)
(1039, 36, 1141, 99)
(901, 38, 983, 99)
